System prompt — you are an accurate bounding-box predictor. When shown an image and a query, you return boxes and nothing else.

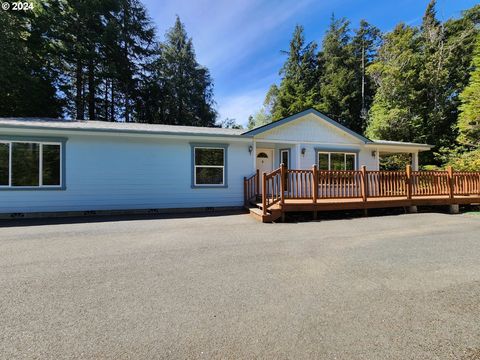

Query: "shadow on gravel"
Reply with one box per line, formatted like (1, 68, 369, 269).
(282, 204, 480, 223)
(0, 209, 247, 228)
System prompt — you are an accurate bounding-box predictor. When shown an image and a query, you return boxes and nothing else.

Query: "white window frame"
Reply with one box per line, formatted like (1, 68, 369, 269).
(193, 146, 225, 187)
(317, 151, 357, 171)
(0, 140, 63, 188)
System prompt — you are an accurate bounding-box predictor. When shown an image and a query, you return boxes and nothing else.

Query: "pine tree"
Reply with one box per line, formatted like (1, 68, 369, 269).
(317, 16, 358, 131)
(418, 0, 452, 148)
(351, 20, 381, 132)
(457, 33, 480, 147)
(0, 3, 61, 117)
(141, 16, 216, 126)
(365, 24, 422, 141)
(271, 25, 318, 120)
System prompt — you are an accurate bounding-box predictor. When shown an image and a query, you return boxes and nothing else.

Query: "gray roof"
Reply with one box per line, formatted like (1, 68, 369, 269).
(368, 139, 434, 149)
(0, 116, 434, 149)
(0, 117, 245, 137)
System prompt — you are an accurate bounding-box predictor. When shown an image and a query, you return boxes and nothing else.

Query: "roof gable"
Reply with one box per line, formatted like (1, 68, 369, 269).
(243, 109, 370, 143)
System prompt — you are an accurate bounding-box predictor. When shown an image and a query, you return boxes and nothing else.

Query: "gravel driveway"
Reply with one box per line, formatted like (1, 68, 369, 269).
(1, 212, 480, 359)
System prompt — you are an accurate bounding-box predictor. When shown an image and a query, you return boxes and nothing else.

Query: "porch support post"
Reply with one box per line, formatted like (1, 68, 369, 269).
(375, 148, 380, 170)
(252, 140, 256, 172)
(312, 164, 318, 203)
(256, 169, 260, 197)
(412, 152, 419, 171)
(243, 176, 247, 207)
(280, 163, 286, 206)
(295, 143, 301, 168)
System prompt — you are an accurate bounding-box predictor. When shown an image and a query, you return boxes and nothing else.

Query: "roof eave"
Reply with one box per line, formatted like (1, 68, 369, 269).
(0, 123, 252, 140)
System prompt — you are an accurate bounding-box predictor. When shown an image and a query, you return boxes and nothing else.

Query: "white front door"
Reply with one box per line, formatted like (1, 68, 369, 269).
(256, 149, 273, 196)
(256, 149, 273, 176)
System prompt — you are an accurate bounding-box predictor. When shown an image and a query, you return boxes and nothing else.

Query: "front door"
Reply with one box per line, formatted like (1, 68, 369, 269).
(280, 149, 289, 191)
(256, 149, 273, 196)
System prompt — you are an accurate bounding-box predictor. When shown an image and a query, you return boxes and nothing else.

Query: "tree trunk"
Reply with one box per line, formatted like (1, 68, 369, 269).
(104, 79, 109, 121)
(75, 59, 84, 120)
(125, 90, 130, 122)
(88, 57, 95, 120)
(110, 81, 115, 122)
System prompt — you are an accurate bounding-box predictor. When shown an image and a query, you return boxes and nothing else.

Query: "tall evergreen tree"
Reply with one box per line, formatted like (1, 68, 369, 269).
(315, 16, 358, 130)
(351, 20, 381, 132)
(139, 16, 216, 126)
(0, 2, 61, 117)
(271, 25, 318, 120)
(365, 23, 422, 141)
(418, 0, 454, 149)
(457, 33, 480, 147)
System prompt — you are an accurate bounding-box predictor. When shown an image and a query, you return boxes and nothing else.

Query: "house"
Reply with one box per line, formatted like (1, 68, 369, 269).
(0, 108, 435, 217)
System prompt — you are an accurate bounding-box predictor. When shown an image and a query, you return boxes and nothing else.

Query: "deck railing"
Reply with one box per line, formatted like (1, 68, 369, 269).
(262, 167, 283, 214)
(244, 164, 480, 213)
(243, 169, 259, 207)
(453, 172, 480, 196)
(318, 171, 363, 198)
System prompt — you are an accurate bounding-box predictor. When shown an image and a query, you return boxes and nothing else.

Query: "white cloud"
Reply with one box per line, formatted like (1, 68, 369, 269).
(217, 88, 268, 127)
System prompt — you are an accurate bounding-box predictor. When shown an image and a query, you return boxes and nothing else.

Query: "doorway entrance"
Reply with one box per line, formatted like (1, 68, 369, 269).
(256, 149, 273, 175)
(256, 149, 273, 196)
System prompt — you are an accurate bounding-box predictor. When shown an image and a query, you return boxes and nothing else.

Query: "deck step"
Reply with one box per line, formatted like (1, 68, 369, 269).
(248, 207, 283, 223)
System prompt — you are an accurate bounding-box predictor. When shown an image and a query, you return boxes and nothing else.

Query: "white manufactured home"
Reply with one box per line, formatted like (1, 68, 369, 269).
(0, 109, 437, 216)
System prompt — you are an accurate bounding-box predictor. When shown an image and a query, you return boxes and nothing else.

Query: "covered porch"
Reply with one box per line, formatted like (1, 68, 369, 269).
(244, 164, 480, 222)
(251, 139, 429, 178)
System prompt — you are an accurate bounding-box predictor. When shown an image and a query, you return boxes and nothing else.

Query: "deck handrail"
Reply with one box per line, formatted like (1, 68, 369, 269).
(243, 169, 259, 207)
(248, 164, 480, 214)
(262, 167, 283, 215)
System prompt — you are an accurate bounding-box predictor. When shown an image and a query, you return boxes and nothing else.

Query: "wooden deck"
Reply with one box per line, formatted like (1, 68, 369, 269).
(244, 165, 480, 222)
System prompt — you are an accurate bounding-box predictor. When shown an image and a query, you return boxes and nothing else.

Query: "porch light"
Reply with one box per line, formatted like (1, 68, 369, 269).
(371, 150, 377, 158)
(248, 145, 253, 154)
(301, 148, 306, 156)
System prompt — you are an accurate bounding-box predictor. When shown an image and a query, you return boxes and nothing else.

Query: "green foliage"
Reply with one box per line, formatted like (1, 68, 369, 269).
(457, 33, 480, 147)
(138, 16, 216, 126)
(366, 2, 479, 166)
(271, 25, 318, 120)
(446, 148, 480, 171)
(218, 118, 243, 129)
(379, 153, 412, 171)
(1, 2, 215, 125)
(366, 24, 422, 141)
(248, 108, 271, 129)
(263, 16, 380, 135)
(0, 1, 62, 117)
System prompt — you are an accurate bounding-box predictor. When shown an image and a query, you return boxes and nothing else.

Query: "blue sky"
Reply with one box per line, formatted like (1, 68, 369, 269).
(144, 0, 477, 126)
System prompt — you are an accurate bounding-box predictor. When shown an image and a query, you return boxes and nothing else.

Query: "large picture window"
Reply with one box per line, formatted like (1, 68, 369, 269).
(0, 140, 63, 189)
(193, 146, 226, 186)
(317, 152, 356, 171)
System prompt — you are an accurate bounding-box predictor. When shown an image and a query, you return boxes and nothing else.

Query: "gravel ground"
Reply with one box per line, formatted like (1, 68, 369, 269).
(1, 212, 480, 359)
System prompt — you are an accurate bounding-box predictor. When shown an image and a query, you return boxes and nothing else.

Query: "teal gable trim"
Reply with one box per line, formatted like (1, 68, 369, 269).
(242, 108, 371, 143)
(0, 135, 67, 191)
(190, 143, 229, 189)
